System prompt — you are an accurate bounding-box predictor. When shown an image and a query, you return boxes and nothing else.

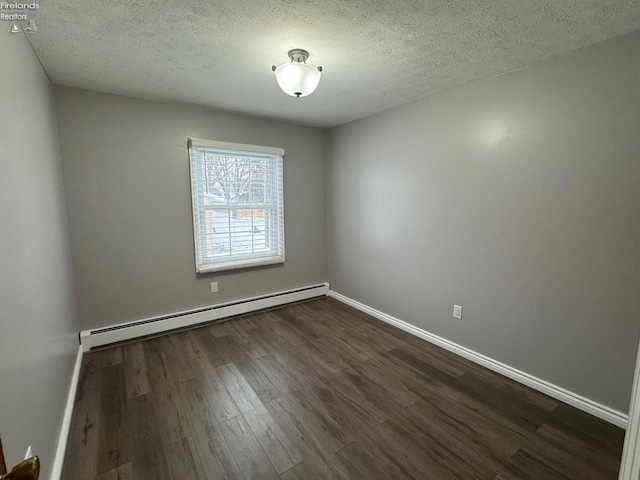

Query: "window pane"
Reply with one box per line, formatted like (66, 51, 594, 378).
(189, 140, 284, 273)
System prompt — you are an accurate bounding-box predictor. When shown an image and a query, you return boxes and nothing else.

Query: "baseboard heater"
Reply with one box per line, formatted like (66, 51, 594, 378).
(80, 282, 330, 351)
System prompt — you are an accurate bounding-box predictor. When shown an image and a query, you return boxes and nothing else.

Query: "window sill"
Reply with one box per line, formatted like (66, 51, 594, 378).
(196, 255, 284, 274)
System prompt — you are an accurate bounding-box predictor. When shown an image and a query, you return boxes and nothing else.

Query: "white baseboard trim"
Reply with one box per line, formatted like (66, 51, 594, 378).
(80, 283, 330, 351)
(618, 339, 640, 479)
(328, 290, 628, 429)
(50, 344, 83, 480)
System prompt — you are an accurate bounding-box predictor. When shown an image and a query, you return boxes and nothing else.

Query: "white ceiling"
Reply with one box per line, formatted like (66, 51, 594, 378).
(28, 0, 640, 128)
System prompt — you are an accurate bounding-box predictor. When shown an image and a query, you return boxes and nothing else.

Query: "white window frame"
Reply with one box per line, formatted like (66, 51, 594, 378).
(188, 138, 285, 273)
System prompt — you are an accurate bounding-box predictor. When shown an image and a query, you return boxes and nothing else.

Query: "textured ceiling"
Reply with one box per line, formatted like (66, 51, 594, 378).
(27, 0, 640, 128)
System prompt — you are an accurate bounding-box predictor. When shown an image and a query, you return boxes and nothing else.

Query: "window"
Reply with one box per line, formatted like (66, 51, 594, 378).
(188, 138, 285, 273)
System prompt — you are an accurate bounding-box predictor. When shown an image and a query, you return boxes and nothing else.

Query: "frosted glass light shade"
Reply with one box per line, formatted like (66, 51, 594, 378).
(274, 62, 321, 97)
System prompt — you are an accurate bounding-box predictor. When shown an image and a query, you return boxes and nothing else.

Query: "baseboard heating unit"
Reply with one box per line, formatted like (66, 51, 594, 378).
(80, 282, 330, 351)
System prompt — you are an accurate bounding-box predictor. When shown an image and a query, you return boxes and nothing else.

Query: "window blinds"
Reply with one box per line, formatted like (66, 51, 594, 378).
(188, 138, 285, 273)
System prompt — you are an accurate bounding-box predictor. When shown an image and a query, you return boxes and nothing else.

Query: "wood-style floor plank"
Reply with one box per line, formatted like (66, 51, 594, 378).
(97, 364, 130, 474)
(62, 297, 624, 479)
(266, 395, 347, 456)
(182, 331, 243, 423)
(234, 357, 284, 404)
(165, 436, 207, 480)
(102, 345, 124, 367)
(123, 342, 150, 399)
(126, 393, 171, 479)
(221, 415, 281, 480)
(217, 363, 265, 413)
(60, 354, 102, 479)
(190, 422, 244, 480)
(334, 436, 413, 480)
(265, 397, 351, 479)
(243, 404, 303, 474)
(96, 462, 133, 480)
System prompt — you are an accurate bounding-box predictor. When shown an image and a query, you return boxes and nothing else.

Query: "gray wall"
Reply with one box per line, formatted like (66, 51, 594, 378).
(327, 32, 640, 412)
(55, 88, 327, 331)
(0, 34, 79, 476)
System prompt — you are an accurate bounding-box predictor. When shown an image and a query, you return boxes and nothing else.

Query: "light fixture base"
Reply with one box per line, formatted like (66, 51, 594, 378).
(288, 48, 309, 63)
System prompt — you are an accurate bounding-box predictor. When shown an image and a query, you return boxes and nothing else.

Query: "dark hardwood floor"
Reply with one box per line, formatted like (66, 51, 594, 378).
(62, 297, 625, 479)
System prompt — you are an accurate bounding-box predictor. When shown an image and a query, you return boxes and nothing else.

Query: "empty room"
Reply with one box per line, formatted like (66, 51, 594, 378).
(1, 1, 640, 479)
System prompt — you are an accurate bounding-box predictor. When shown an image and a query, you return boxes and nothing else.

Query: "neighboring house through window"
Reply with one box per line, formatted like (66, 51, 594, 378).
(188, 138, 285, 273)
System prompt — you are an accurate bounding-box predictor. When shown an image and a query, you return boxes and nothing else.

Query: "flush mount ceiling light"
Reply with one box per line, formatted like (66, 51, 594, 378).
(272, 49, 323, 98)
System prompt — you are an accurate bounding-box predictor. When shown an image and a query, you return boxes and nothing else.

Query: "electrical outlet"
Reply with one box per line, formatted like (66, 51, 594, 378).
(453, 305, 463, 319)
(210, 281, 218, 293)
